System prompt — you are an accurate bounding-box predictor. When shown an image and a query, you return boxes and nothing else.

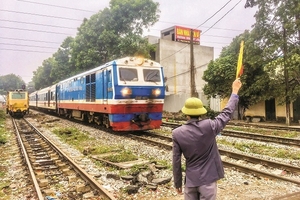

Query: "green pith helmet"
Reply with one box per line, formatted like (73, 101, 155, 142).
(181, 97, 207, 116)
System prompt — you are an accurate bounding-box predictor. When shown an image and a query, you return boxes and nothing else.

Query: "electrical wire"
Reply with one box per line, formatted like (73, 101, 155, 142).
(0, 9, 83, 21)
(0, 26, 73, 35)
(159, 0, 242, 62)
(17, 0, 96, 13)
(0, 36, 61, 44)
(0, 42, 57, 49)
(0, 19, 76, 30)
(0, 48, 53, 53)
(202, 0, 242, 35)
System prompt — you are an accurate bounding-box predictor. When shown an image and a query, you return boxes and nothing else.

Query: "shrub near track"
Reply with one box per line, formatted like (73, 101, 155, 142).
(0, 109, 10, 198)
(0, 110, 7, 144)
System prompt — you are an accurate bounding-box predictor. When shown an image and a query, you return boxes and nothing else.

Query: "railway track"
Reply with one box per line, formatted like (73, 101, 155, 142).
(162, 120, 300, 132)
(12, 117, 116, 200)
(221, 129, 300, 147)
(130, 131, 300, 185)
(162, 122, 300, 147)
(20, 111, 300, 198)
(228, 121, 300, 132)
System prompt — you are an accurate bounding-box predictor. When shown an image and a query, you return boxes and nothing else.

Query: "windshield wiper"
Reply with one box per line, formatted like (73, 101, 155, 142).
(147, 80, 158, 85)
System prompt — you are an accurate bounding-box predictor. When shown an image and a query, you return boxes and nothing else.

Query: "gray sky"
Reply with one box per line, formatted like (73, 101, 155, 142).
(0, 0, 257, 83)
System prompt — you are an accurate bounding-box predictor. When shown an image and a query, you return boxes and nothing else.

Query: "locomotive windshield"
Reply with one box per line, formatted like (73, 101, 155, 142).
(11, 92, 26, 99)
(119, 68, 138, 81)
(143, 69, 161, 82)
(118, 66, 163, 86)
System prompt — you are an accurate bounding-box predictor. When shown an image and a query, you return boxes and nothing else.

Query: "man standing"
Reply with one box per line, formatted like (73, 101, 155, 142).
(172, 78, 242, 200)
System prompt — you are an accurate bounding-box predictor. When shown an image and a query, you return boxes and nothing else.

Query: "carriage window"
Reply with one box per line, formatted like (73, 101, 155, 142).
(108, 70, 112, 82)
(12, 92, 26, 99)
(143, 69, 161, 82)
(119, 68, 138, 81)
(51, 92, 55, 100)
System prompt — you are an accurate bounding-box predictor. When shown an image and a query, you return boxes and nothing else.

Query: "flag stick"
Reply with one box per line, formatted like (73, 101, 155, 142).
(236, 40, 244, 78)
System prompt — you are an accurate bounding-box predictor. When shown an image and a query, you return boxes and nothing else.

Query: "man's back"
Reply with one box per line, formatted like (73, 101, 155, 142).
(172, 119, 224, 187)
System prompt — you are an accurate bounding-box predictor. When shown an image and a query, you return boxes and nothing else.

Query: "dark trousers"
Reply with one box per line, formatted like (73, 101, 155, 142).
(184, 182, 217, 200)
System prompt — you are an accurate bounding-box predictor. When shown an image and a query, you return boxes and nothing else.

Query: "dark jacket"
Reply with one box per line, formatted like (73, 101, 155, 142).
(172, 94, 239, 188)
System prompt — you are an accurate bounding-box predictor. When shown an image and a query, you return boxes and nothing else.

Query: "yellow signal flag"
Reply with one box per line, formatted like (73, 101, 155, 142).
(236, 40, 244, 78)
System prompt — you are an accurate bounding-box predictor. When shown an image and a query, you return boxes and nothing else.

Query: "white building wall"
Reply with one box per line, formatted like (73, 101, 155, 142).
(210, 97, 221, 112)
(156, 38, 215, 112)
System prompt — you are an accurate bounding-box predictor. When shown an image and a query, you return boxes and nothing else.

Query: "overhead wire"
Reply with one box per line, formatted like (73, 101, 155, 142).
(0, 42, 58, 49)
(0, 9, 83, 22)
(0, 48, 53, 53)
(0, 0, 243, 56)
(0, 36, 61, 44)
(0, 1, 245, 51)
(0, 26, 73, 35)
(159, 0, 243, 62)
(0, 19, 76, 30)
(0, 0, 249, 84)
(201, 0, 243, 35)
(16, 0, 96, 13)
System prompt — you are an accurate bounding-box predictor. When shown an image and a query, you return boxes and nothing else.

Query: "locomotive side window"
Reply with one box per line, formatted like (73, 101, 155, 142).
(108, 70, 112, 82)
(143, 69, 161, 82)
(12, 92, 26, 99)
(119, 68, 138, 81)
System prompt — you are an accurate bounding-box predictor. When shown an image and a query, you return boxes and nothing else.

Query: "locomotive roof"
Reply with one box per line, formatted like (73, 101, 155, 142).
(58, 56, 162, 84)
(8, 89, 27, 92)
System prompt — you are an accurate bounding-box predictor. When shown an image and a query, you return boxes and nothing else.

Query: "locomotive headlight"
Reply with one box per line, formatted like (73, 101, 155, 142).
(121, 87, 132, 97)
(152, 88, 161, 96)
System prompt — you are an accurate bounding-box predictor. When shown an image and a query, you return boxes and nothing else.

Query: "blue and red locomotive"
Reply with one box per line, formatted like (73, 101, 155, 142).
(29, 57, 165, 131)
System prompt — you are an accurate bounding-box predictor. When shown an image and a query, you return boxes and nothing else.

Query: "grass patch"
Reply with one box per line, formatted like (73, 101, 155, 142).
(227, 126, 300, 138)
(52, 127, 90, 151)
(119, 164, 149, 176)
(218, 138, 300, 160)
(102, 150, 138, 163)
(52, 128, 121, 154)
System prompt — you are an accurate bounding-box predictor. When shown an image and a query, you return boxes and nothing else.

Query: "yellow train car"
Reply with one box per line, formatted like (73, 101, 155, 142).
(6, 89, 29, 117)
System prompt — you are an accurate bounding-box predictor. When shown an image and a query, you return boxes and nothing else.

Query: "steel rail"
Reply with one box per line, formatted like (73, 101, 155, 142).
(23, 118, 116, 200)
(12, 118, 44, 200)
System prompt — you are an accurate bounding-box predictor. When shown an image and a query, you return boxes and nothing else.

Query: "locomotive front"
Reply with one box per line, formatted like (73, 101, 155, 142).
(111, 57, 165, 131)
(6, 89, 29, 117)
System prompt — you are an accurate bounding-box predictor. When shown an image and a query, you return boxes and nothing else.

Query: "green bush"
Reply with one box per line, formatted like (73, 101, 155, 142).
(204, 105, 220, 119)
(0, 110, 7, 144)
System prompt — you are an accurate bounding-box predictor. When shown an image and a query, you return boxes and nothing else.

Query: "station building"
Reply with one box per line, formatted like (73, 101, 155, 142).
(146, 25, 220, 113)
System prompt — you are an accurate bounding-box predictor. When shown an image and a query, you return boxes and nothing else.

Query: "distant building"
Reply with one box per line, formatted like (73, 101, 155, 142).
(146, 26, 220, 113)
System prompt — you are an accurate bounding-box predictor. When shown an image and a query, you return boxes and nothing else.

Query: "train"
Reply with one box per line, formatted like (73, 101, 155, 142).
(6, 89, 29, 117)
(29, 56, 165, 131)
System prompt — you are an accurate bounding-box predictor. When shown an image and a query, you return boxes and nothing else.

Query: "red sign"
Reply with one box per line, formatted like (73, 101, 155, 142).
(175, 26, 201, 45)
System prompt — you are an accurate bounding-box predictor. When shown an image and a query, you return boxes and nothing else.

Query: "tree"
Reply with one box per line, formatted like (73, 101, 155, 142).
(203, 30, 273, 119)
(51, 37, 76, 82)
(26, 81, 35, 94)
(0, 74, 26, 95)
(32, 58, 56, 89)
(31, 0, 160, 89)
(71, 0, 160, 72)
(245, 0, 300, 125)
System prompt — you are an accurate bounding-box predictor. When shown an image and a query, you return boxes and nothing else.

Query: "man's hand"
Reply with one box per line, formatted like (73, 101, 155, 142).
(176, 187, 183, 194)
(232, 78, 242, 95)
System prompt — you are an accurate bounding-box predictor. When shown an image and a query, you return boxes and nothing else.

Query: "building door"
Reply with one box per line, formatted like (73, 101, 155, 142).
(293, 97, 300, 122)
(265, 99, 276, 121)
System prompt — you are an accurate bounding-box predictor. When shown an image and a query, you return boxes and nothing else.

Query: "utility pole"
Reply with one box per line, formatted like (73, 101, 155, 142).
(283, 27, 290, 126)
(190, 29, 198, 97)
